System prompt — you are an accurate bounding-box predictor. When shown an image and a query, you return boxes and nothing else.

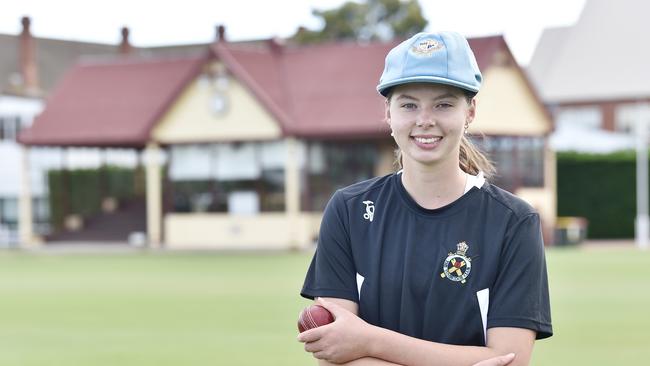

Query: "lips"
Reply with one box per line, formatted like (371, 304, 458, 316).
(410, 135, 442, 150)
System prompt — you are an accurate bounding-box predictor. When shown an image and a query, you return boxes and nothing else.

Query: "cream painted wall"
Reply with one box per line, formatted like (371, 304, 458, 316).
(471, 66, 551, 136)
(152, 66, 281, 143)
(515, 188, 554, 221)
(516, 145, 557, 243)
(164, 212, 322, 250)
(516, 186, 556, 243)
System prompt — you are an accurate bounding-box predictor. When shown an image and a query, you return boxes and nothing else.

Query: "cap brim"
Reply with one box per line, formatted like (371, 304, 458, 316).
(377, 76, 479, 96)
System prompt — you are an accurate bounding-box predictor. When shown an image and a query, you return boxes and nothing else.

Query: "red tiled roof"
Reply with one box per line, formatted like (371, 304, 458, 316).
(212, 35, 510, 138)
(19, 55, 204, 147)
(214, 40, 394, 138)
(20, 35, 513, 146)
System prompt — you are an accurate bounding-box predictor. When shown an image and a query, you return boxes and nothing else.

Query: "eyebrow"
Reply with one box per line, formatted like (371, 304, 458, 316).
(395, 92, 460, 101)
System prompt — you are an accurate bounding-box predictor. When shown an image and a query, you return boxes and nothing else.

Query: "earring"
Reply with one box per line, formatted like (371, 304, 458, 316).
(464, 122, 469, 134)
(390, 131, 395, 136)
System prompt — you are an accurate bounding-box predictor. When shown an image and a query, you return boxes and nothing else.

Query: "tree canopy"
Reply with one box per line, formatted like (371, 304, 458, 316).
(292, 0, 428, 44)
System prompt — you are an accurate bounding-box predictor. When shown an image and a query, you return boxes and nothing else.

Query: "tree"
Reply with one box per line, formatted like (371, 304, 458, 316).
(292, 0, 428, 44)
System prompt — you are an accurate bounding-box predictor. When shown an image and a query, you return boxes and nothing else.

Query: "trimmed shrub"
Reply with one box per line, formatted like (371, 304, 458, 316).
(557, 151, 636, 238)
(47, 166, 138, 231)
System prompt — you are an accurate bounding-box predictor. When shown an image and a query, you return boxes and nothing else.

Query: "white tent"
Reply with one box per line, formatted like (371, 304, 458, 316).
(550, 125, 635, 153)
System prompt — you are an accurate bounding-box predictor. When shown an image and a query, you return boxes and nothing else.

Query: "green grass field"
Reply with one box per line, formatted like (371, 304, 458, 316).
(0, 247, 648, 365)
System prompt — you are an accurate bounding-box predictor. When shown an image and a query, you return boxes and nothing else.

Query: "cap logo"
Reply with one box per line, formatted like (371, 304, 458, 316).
(411, 39, 444, 56)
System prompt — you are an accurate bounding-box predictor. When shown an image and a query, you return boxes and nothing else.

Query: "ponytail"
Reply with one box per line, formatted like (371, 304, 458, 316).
(393, 136, 495, 178)
(459, 134, 495, 178)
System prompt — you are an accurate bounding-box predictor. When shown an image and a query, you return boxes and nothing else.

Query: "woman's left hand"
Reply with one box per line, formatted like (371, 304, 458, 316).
(297, 298, 372, 363)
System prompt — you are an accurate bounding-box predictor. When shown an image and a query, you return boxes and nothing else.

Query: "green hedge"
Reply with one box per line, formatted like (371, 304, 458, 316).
(48, 166, 139, 231)
(557, 151, 638, 239)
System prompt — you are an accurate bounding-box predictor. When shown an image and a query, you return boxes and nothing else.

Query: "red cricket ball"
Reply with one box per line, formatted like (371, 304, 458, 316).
(297, 304, 335, 333)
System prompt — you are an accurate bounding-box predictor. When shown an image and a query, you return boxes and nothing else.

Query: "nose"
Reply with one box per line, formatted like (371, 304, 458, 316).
(415, 110, 436, 127)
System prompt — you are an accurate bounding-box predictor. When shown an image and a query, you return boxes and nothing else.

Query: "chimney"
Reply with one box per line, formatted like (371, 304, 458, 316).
(268, 37, 284, 54)
(19, 16, 40, 95)
(216, 25, 226, 42)
(119, 27, 132, 55)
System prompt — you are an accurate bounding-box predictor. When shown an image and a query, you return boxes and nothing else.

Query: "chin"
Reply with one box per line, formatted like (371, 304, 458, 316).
(405, 153, 443, 166)
(404, 148, 457, 167)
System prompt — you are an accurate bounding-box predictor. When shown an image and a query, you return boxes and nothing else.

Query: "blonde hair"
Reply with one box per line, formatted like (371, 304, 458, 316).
(459, 134, 495, 177)
(388, 89, 496, 178)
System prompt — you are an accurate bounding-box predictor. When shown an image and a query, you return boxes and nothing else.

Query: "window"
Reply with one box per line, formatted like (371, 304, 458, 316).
(0, 116, 23, 141)
(518, 137, 545, 187)
(168, 141, 286, 213)
(473, 136, 545, 192)
(615, 103, 650, 134)
(303, 141, 378, 211)
(0, 197, 50, 242)
(0, 196, 18, 245)
(32, 197, 51, 236)
(0, 197, 18, 230)
(33, 196, 50, 223)
(554, 106, 602, 131)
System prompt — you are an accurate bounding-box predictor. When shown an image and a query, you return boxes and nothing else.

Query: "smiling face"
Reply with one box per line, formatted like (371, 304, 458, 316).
(386, 83, 476, 170)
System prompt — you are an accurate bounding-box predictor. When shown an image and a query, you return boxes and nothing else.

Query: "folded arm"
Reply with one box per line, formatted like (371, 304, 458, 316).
(299, 298, 532, 366)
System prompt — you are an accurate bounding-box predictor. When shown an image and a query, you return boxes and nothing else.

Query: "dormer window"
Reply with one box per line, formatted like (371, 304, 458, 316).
(0, 116, 22, 142)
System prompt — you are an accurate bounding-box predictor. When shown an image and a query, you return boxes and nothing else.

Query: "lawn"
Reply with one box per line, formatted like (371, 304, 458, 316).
(0, 246, 647, 365)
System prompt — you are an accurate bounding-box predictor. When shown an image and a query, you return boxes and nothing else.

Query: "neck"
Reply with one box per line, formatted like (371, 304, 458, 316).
(401, 158, 467, 210)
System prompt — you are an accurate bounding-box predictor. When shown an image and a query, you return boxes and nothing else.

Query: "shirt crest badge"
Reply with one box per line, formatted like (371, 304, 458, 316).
(440, 241, 472, 284)
(411, 39, 444, 56)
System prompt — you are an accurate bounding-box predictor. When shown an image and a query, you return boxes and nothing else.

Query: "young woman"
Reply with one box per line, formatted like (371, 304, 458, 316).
(298, 31, 552, 366)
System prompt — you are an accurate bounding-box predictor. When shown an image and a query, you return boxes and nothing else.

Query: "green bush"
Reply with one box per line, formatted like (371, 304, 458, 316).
(47, 166, 138, 231)
(47, 170, 66, 230)
(557, 151, 637, 238)
(104, 166, 136, 199)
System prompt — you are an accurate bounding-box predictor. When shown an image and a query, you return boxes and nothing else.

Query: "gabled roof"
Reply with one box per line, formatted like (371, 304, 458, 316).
(19, 55, 204, 147)
(0, 35, 118, 96)
(526, 27, 569, 92)
(528, 0, 650, 103)
(0, 33, 213, 97)
(212, 35, 509, 138)
(20, 34, 527, 146)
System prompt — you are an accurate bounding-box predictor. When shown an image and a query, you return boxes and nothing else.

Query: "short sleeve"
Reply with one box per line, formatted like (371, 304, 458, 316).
(487, 213, 553, 339)
(301, 191, 359, 303)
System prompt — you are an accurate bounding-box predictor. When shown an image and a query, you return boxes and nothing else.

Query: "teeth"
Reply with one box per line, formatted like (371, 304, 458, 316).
(414, 137, 441, 144)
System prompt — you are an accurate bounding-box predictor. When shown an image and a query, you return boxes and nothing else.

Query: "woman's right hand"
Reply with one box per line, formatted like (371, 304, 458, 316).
(472, 353, 515, 366)
(298, 298, 372, 364)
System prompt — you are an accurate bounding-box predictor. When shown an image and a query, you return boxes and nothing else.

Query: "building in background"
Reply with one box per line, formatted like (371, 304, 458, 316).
(0, 17, 215, 246)
(18, 28, 555, 249)
(0, 95, 43, 245)
(528, 0, 649, 153)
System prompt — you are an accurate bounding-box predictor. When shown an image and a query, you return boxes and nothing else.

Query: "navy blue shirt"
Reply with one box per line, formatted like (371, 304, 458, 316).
(301, 173, 552, 346)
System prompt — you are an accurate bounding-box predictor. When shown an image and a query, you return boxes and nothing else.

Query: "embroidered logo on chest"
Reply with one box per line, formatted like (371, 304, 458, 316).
(440, 241, 472, 284)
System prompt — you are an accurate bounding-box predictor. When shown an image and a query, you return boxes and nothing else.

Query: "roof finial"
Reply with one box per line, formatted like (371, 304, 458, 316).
(119, 26, 132, 55)
(21, 16, 31, 33)
(216, 25, 226, 42)
(268, 37, 284, 54)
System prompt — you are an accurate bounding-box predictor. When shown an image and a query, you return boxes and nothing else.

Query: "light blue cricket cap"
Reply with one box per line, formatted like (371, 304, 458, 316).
(377, 31, 482, 96)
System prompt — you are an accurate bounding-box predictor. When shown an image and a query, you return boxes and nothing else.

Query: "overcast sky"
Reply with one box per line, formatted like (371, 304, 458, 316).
(0, 0, 586, 65)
